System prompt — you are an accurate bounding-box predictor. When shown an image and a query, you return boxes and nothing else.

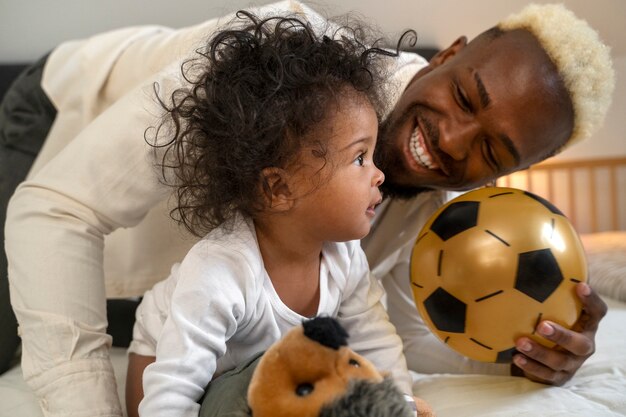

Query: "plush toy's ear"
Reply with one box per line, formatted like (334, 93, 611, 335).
(302, 316, 349, 349)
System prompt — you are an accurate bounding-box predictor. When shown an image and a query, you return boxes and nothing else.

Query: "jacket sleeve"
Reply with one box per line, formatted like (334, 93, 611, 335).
(5, 84, 172, 417)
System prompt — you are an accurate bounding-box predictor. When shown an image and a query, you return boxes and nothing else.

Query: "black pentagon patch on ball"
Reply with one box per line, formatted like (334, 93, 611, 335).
(424, 287, 467, 333)
(431, 201, 480, 241)
(515, 249, 563, 302)
(523, 191, 564, 216)
(496, 347, 518, 364)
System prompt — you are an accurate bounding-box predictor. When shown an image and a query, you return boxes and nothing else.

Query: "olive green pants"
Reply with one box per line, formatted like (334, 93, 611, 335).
(198, 352, 262, 416)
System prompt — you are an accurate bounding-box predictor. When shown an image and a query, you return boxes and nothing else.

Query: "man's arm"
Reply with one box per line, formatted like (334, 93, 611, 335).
(382, 250, 512, 376)
(5, 88, 170, 416)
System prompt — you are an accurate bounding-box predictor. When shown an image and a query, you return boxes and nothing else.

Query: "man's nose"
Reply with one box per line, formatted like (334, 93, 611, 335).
(438, 115, 481, 161)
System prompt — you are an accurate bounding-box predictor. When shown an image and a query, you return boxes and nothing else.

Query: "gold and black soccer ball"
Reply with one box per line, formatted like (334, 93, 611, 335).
(410, 187, 587, 363)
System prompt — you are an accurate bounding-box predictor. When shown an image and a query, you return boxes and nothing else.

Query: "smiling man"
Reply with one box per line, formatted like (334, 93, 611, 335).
(378, 29, 577, 197)
(1, 2, 615, 416)
(366, 3, 613, 385)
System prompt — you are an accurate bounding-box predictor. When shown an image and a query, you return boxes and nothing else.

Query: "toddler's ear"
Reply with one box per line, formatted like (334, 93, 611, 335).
(260, 167, 295, 211)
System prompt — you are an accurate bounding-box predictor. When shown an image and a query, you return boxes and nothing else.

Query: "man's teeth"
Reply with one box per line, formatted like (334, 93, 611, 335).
(410, 127, 438, 170)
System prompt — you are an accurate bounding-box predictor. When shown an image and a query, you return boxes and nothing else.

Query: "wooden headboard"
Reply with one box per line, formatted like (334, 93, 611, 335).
(497, 157, 626, 234)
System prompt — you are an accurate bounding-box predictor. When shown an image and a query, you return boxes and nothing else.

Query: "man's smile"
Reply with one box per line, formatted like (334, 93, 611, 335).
(409, 124, 438, 170)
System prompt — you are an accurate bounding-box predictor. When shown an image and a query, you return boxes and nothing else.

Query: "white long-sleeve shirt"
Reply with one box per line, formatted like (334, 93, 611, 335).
(136, 217, 411, 417)
(4, 2, 505, 416)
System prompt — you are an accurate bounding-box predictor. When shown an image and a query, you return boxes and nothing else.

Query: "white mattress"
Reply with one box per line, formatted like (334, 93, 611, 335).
(2, 296, 625, 417)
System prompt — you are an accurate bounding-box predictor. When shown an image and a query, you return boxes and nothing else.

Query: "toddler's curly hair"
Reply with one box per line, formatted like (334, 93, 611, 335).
(150, 10, 394, 237)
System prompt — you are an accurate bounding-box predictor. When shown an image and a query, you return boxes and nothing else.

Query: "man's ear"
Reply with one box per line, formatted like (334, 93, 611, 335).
(260, 167, 294, 212)
(429, 36, 467, 67)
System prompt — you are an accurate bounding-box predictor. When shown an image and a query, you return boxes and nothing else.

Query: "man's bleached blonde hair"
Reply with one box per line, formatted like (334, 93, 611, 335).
(498, 3, 615, 149)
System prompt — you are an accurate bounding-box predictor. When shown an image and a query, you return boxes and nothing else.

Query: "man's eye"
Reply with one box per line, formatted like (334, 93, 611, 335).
(456, 84, 472, 112)
(482, 140, 500, 172)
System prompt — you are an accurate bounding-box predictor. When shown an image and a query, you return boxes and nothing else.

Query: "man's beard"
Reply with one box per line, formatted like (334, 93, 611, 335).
(375, 114, 434, 200)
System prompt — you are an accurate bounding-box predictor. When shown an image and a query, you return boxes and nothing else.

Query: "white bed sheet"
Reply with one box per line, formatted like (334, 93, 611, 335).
(1, 297, 625, 417)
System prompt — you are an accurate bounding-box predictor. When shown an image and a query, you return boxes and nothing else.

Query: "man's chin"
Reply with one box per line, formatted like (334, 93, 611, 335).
(375, 143, 434, 200)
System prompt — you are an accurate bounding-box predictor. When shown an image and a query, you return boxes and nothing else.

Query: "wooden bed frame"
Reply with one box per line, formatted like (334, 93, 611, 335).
(497, 156, 626, 234)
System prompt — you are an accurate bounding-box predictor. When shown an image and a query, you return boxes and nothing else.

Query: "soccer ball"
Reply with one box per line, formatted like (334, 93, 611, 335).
(410, 187, 587, 363)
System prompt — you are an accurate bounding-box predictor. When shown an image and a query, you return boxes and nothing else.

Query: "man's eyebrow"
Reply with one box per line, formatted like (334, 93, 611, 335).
(474, 72, 491, 109)
(499, 133, 521, 166)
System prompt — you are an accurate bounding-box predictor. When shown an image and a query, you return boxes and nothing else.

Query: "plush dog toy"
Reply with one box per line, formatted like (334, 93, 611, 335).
(199, 316, 433, 417)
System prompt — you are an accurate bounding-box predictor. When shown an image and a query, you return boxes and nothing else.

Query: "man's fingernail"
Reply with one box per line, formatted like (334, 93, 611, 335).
(580, 282, 591, 296)
(539, 322, 555, 336)
(514, 356, 527, 367)
(518, 341, 532, 352)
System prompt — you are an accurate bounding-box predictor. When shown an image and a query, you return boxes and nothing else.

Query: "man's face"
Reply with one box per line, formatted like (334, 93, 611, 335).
(376, 28, 574, 199)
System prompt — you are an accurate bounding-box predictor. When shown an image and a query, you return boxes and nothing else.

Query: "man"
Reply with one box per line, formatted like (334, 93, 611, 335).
(367, 3, 614, 384)
(1, 1, 613, 416)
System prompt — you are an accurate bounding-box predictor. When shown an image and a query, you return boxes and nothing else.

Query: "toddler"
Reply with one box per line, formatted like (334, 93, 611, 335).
(125, 10, 415, 417)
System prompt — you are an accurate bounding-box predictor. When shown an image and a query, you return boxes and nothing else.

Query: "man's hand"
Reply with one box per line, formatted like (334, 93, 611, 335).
(511, 282, 607, 385)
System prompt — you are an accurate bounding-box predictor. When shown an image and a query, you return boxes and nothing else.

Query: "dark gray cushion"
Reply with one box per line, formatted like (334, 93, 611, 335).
(0, 56, 55, 374)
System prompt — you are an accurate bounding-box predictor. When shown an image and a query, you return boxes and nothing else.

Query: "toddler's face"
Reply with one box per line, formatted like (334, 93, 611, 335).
(288, 93, 384, 242)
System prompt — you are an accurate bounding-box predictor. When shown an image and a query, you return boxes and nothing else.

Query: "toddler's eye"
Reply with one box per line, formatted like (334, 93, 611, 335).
(349, 358, 360, 367)
(295, 382, 314, 396)
(354, 154, 365, 166)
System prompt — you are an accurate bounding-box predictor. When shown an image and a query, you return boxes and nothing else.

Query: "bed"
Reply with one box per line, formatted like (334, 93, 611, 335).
(1, 62, 626, 416)
(1, 298, 622, 417)
(1, 158, 624, 417)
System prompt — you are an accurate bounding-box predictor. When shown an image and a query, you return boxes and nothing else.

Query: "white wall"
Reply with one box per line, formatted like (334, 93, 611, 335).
(558, 56, 626, 161)
(1, 0, 624, 60)
(1, 0, 624, 160)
